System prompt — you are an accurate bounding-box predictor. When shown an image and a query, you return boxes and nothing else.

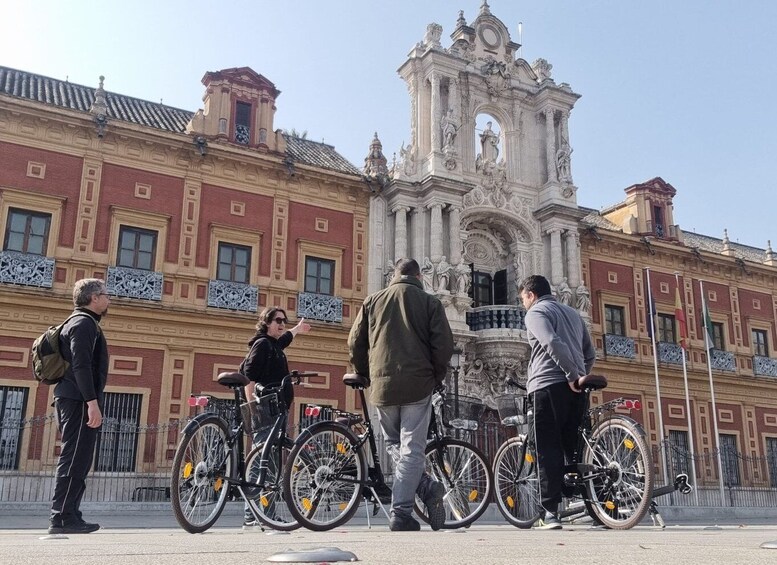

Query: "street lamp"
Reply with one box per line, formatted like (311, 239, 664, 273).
(450, 349, 462, 419)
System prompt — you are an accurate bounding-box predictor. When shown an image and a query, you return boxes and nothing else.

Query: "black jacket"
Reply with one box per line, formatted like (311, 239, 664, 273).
(239, 331, 293, 389)
(54, 308, 108, 406)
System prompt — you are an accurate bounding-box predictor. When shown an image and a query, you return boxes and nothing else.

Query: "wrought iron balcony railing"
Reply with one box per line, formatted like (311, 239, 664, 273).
(710, 349, 736, 372)
(207, 280, 258, 312)
(604, 334, 636, 359)
(0, 250, 54, 288)
(466, 305, 526, 331)
(657, 341, 685, 365)
(297, 292, 343, 323)
(753, 355, 777, 378)
(106, 266, 163, 301)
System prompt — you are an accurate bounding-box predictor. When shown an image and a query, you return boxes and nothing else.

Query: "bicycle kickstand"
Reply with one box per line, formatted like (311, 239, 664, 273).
(648, 500, 665, 529)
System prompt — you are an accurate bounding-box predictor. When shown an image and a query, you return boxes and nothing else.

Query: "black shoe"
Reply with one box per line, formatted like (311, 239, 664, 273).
(389, 513, 421, 532)
(536, 511, 562, 530)
(422, 481, 446, 531)
(48, 520, 100, 534)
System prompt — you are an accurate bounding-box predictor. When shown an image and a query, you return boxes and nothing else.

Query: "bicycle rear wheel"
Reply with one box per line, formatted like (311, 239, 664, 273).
(414, 438, 493, 529)
(283, 422, 366, 531)
(171, 416, 231, 533)
(492, 436, 543, 529)
(582, 416, 653, 530)
(244, 437, 300, 531)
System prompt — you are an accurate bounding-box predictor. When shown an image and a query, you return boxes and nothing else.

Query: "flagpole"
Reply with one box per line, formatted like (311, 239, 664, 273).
(700, 279, 726, 506)
(645, 268, 669, 486)
(675, 272, 699, 505)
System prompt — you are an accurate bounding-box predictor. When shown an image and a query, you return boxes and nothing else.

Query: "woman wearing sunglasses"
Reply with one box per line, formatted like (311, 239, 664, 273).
(239, 306, 311, 527)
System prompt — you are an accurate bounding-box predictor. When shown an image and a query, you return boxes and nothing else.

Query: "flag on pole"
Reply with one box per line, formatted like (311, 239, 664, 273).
(702, 298, 715, 351)
(674, 286, 688, 349)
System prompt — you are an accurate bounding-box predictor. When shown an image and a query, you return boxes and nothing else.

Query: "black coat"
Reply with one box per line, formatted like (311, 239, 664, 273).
(54, 308, 108, 406)
(239, 331, 293, 389)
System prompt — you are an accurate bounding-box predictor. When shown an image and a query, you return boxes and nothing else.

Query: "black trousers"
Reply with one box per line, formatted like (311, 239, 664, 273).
(532, 381, 586, 513)
(51, 398, 99, 523)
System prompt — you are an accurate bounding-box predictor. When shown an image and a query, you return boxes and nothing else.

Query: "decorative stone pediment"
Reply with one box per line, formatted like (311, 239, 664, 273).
(201, 67, 280, 98)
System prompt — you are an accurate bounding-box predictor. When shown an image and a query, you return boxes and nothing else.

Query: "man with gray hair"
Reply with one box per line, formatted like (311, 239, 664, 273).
(49, 278, 110, 534)
(349, 258, 454, 531)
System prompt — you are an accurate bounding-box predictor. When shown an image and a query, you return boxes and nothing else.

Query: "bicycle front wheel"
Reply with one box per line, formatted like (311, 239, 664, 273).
(492, 436, 543, 528)
(244, 437, 300, 531)
(283, 422, 366, 531)
(171, 416, 231, 533)
(582, 416, 653, 530)
(415, 438, 493, 529)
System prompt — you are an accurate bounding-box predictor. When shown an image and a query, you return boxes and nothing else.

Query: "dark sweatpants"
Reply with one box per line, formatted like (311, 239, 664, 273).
(532, 381, 586, 514)
(51, 398, 99, 524)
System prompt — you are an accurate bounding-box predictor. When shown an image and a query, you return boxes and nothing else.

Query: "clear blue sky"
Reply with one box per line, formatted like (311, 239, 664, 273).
(3, 1, 775, 249)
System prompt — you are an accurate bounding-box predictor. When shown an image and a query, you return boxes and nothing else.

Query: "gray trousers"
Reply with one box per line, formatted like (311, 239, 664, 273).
(376, 394, 434, 517)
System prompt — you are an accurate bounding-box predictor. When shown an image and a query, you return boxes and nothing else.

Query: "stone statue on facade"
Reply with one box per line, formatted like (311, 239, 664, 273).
(441, 108, 458, 151)
(558, 277, 573, 306)
(423, 22, 443, 49)
(454, 259, 471, 296)
(556, 141, 572, 183)
(436, 256, 452, 293)
(384, 261, 396, 288)
(479, 121, 499, 163)
(532, 58, 553, 82)
(421, 257, 435, 292)
(399, 142, 417, 176)
(576, 283, 591, 314)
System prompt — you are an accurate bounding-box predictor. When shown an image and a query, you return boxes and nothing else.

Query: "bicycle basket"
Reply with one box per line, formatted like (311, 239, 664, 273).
(240, 392, 280, 436)
(442, 394, 485, 431)
(495, 393, 527, 426)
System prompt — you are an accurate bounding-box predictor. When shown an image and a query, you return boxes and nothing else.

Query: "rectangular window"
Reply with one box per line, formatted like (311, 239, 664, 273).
(718, 434, 741, 487)
(711, 322, 725, 351)
(604, 305, 626, 336)
(657, 313, 676, 343)
(752, 329, 769, 357)
(0, 386, 28, 470)
(4, 208, 51, 255)
(94, 393, 142, 472)
(304, 256, 335, 295)
(235, 101, 252, 145)
(668, 430, 690, 477)
(217, 242, 251, 284)
(767, 437, 777, 488)
(471, 271, 492, 307)
(117, 226, 157, 270)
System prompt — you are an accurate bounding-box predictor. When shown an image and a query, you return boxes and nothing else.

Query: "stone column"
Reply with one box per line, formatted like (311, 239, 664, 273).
(565, 230, 580, 287)
(544, 108, 557, 184)
(412, 207, 425, 261)
(430, 73, 441, 152)
(448, 206, 462, 264)
(548, 228, 563, 285)
(392, 205, 409, 261)
(428, 202, 444, 262)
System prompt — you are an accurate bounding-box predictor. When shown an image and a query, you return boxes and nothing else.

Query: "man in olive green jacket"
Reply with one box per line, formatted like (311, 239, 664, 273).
(349, 258, 454, 531)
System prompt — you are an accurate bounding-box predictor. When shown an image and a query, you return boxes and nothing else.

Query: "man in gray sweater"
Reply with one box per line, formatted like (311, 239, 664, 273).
(519, 274, 596, 530)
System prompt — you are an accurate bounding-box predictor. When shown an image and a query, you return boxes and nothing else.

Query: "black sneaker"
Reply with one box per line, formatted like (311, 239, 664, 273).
(536, 511, 562, 530)
(389, 513, 421, 532)
(243, 517, 258, 528)
(422, 481, 446, 531)
(48, 520, 100, 534)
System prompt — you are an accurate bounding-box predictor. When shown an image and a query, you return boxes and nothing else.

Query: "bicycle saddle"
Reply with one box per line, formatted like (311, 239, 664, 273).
(217, 372, 249, 387)
(343, 373, 370, 388)
(577, 374, 608, 390)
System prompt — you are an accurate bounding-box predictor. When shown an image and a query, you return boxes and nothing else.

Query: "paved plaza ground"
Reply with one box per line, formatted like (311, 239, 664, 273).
(1, 505, 776, 565)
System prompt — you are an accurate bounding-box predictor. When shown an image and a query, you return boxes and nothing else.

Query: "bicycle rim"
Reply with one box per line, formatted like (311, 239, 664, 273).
(416, 438, 493, 528)
(171, 418, 231, 533)
(583, 416, 653, 530)
(245, 438, 300, 531)
(493, 437, 542, 529)
(284, 423, 365, 531)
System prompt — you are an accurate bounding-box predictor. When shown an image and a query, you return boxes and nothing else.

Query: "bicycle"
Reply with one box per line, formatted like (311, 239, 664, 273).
(413, 385, 493, 529)
(282, 374, 492, 531)
(170, 370, 317, 533)
(492, 374, 654, 530)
